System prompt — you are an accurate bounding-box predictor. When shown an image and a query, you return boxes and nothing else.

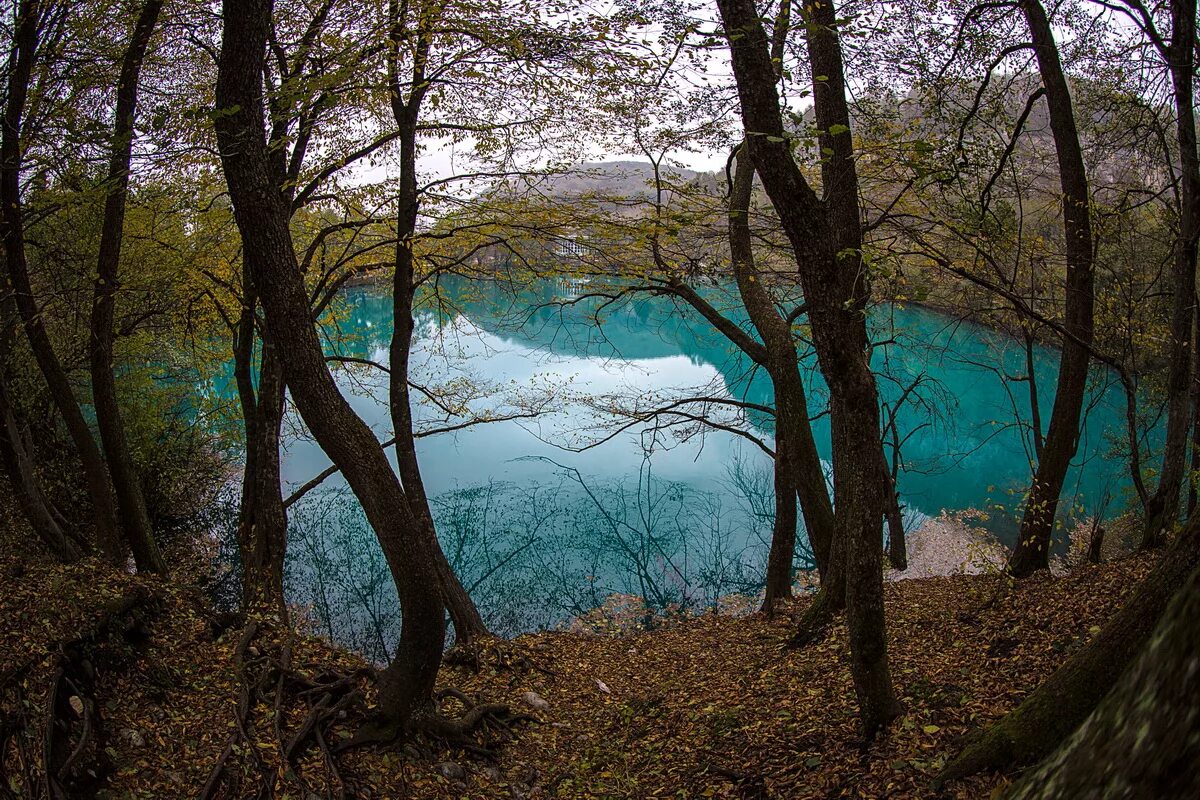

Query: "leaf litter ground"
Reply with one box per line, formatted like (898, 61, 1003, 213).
(0, 540, 1152, 799)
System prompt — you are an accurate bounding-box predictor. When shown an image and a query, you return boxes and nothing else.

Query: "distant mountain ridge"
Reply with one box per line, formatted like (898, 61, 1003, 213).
(533, 160, 717, 200)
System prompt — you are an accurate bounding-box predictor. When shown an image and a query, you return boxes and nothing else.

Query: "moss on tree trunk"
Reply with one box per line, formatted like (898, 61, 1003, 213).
(934, 514, 1200, 788)
(1001, 562, 1200, 799)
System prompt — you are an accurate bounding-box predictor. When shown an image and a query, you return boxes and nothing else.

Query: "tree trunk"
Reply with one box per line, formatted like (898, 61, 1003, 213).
(233, 300, 288, 615)
(1143, 0, 1199, 550)
(1086, 524, 1105, 564)
(89, 0, 167, 575)
(1188, 303, 1199, 516)
(1, 0, 123, 564)
(718, 0, 899, 740)
(1001, 562, 1200, 799)
(216, 0, 444, 732)
(728, 148, 837, 610)
(885, 474, 907, 571)
(388, 106, 488, 643)
(933, 512, 1200, 788)
(1007, 0, 1095, 579)
(0, 277, 87, 561)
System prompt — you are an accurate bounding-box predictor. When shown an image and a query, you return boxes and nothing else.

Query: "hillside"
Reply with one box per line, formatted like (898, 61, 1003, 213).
(0, 524, 1154, 799)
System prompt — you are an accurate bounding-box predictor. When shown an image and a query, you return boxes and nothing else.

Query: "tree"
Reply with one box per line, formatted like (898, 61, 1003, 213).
(88, 0, 168, 575)
(727, 147, 837, 608)
(933, 510, 1200, 786)
(1, 0, 124, 564)
(0, 274, 87, 562)
(1124, 0, 1199, 549)
(215, 0, 446, 734)
(1006, 0, 1095, 578)
(717, 0, 900, 739)
(1000, 559, 1200, 799)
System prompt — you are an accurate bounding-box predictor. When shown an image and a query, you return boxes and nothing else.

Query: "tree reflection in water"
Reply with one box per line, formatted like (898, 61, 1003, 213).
(283, 455, 815, 663)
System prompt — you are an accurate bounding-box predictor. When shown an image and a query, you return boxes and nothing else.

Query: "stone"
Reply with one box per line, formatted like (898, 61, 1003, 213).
(436, 761, 466, 781)
(521, 690, 550, 711)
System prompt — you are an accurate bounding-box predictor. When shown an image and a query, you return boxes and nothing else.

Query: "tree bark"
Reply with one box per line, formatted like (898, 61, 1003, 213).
(718, 0, 899, 740)
(1, 0, 123, 564)
(1007, 0, 1095, 578)
(727, 148, 837, 610)
(1143, 0, 1199, 549)
(0, 275, 86, 561)
(216, 0, 445, 732)
(933, 512, 1200, 788)
(885, 474, 907, 571)
(1001, 562, 1200, 799)
(233, 297, 288, 615)
(386, 32, 489, 641)
(89, 0, 167, 574)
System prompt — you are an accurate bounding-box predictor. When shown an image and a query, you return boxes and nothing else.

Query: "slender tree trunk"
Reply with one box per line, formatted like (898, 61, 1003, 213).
(89, 0, 167, 574)
(1024, 332, 1044, 461)
(1143, 0, 1200, 549)
(1188, 306, 1199, 515)
(719, 0, 899, 740)
(885, 474, 907, 571)
(0, 391, 87, 562)
(1000, 562, 1200, 799)
(1, 0, 123, 564)
(233, 302, 288, 615)
(1007, 0, 1095, 578)
(933, 511, 1200, 788)
(389, 110, 488, 643)
(728, 149, 837, 610)
(0, 276, 86, 561)
(216, 0, 444, 732)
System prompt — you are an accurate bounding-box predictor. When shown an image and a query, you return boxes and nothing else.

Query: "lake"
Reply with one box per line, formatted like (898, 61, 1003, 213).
(244, 276, 1144, 655)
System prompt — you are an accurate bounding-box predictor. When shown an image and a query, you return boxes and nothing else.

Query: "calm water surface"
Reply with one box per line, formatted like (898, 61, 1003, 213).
(237, 278, 1145, 654)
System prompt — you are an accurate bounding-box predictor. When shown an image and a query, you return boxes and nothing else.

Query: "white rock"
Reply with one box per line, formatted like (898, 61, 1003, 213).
(595, 679, 611, 694)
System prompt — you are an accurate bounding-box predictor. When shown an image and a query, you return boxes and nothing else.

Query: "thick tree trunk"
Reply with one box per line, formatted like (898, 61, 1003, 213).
(1, 0, 123, 564)
(1007, 0, 1095, 578)
(719, 0, 898, 740)
(728, 149, 837, 610)
(933, 512, 1200, 788)
(216, 0, 444, 732)
(89, 0, 167, 575)
(1143, 0, 1199, 549)
(1001, 562, 1200, 799)
(388, 108, 488, 643)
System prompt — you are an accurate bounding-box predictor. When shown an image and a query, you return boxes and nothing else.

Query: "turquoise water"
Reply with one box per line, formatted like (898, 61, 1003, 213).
(259, 278, 1146, 653)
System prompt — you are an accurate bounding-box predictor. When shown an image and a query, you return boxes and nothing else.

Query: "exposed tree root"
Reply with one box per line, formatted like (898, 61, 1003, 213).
(443, 637, 557, 678)
(200, 619, 368, 799)
(787, 588, 840, 648)
(199, 622, 535, 797)
(0, 585, 159, 800)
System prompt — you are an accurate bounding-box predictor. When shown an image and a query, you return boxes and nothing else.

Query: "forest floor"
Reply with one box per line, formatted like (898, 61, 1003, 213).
(0, 531, 1154, 799)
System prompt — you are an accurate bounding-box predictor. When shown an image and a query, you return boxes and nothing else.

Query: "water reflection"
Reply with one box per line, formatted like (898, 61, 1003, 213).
(266, 277, 1148, 651)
